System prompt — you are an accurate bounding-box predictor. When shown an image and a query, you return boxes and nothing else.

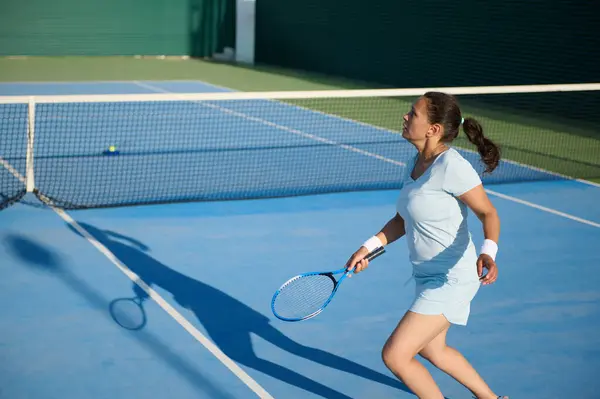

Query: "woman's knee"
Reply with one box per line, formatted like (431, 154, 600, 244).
(381, 340, 413, 373)
(381, 311, 450, 373)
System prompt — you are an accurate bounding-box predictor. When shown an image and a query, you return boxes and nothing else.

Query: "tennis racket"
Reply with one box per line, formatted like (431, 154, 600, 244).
(271, 246, 385, 322)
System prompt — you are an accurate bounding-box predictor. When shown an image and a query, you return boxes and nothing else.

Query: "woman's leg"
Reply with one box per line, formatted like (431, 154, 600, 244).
(381, 311, 450, 399)
(419, 326, 499, 399)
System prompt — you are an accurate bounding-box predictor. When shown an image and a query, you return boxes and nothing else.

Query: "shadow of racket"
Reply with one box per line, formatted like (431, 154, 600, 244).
(109, 295, 147, 331)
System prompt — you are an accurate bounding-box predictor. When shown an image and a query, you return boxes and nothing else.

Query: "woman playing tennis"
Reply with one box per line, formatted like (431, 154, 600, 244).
(346, 92, 506, 399)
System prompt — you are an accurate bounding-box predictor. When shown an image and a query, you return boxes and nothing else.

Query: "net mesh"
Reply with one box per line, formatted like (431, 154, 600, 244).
(1, 85, 599, 210)
(0, 102, 28, 210)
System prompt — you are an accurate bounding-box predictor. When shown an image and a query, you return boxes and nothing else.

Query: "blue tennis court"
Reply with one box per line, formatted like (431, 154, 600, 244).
(1, 80, 599, 399)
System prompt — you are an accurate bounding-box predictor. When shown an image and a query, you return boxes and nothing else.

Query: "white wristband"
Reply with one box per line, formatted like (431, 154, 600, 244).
(480, 239, 498, 261)
(362, 235, 383, 252)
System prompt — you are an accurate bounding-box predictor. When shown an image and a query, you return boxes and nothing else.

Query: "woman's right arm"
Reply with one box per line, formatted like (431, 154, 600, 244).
(346, 213, 406, 274)
(376, 212, 406, 246)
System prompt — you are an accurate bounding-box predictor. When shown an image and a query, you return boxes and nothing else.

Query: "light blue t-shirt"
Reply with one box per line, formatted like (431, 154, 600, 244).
(396, 148, 482, 282)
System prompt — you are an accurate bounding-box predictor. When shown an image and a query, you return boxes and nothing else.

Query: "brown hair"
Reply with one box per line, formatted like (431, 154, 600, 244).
(423, 91, 500, 173)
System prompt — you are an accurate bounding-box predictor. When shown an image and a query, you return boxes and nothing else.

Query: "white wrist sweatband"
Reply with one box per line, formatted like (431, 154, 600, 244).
(480, 239, 498, 260)
(362, 235, 383, 252)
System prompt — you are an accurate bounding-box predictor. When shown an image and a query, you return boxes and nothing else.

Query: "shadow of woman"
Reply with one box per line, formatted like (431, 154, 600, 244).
(3, 232, 237, 399)
(69, 222, 413, 399)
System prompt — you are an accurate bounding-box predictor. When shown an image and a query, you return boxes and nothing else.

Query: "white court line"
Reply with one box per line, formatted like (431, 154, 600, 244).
(0, 156, 26, 184)
(485, 189, 600, 228)
(0, 150, 274, 397)
(38, 194, 275, 399)
(178, 79, 600, 189)
(135, 81, 599, 229)
(133, 81, 405, 168)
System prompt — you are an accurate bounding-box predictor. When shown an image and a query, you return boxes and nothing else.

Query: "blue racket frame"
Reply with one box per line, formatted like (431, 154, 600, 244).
(271, 246, 385, 322)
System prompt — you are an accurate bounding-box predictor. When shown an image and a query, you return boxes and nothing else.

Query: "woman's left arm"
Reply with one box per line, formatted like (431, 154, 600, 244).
(458, 185, 501, 285)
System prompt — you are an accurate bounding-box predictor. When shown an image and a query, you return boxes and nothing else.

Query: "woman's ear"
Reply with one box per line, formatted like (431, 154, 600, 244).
(426, 123, 443, 138)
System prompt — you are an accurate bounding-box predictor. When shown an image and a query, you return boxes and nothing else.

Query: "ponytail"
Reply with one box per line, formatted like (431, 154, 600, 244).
(462, 118, 500, 173)
(421, 91, 501, 173)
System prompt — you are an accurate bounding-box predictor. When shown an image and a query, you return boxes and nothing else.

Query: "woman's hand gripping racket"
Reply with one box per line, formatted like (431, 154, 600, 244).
(271, 246, 385, 322)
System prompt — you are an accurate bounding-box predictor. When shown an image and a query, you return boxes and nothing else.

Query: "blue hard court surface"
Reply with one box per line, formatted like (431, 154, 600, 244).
(1, 80, 599, 399)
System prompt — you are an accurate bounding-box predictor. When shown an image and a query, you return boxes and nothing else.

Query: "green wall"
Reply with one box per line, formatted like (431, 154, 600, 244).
(255, 0, 599, 88)
(0, 0, 235, 57)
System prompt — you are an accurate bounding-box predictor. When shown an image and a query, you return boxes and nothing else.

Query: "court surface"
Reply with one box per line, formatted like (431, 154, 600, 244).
(1, 80, 599, 399)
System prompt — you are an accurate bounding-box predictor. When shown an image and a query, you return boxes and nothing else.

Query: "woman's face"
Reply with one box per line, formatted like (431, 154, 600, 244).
(402, 96, 433, 143)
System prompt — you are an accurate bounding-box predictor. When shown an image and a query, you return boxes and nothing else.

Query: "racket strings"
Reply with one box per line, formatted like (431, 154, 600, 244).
(273, 274, 336, 319)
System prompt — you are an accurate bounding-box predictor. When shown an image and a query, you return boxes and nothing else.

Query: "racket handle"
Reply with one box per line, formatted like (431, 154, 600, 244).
(366, 246, 385, 261)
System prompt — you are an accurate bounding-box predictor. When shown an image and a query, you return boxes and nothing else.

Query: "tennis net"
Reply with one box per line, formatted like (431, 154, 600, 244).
(1, 83, 599, 210)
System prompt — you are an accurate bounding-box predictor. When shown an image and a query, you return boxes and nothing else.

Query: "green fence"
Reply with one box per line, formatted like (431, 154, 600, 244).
(255, 0, 599, 88)
(0, 0, 235, 57)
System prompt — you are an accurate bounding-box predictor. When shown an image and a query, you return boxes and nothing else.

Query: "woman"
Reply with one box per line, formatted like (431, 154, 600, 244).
(346, 92, 506, 399)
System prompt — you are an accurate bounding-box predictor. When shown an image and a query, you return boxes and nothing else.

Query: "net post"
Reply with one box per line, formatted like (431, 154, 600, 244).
(26, 96, 36, 193)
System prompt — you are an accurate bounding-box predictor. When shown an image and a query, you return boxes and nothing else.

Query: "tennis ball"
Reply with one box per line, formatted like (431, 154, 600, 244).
(109, 145, 117, 152)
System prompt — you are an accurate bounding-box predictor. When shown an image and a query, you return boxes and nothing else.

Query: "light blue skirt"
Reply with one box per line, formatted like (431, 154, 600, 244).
(408, 267, 482, 325)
